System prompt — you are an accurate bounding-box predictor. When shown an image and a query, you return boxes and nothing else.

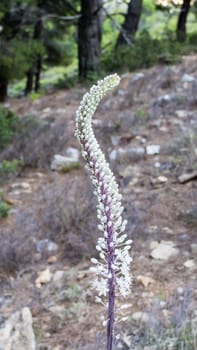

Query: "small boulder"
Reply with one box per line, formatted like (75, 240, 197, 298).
(181, 74, 195, 83)
(35, 268, 52, 288)
(150, 241, 179, 260)
(51, 154, 79, 172)
(146, 145, 160, 155)
(52, 270, 66, 289)
(0, 307, 36, 350)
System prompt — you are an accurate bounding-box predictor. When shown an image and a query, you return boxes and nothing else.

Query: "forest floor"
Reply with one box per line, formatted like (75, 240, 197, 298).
(0, 55, 197, 350)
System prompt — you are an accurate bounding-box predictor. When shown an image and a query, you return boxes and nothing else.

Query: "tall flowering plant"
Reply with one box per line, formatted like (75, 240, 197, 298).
(75, 74, 132, 350)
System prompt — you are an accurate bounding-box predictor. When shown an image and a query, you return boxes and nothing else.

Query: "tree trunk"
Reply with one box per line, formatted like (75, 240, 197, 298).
(177, 0, 190, 42)
(24, 69, 34, 96)
(34, 55, 42, 92)
(24, 17, 43, 95)
(0, 78, 8, 102)
(78, 0, 102, 78)
(116, 0, 142, 47)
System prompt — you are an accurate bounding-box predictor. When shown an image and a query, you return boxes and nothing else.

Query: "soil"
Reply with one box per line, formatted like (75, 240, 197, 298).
(0, 55, 197, 349)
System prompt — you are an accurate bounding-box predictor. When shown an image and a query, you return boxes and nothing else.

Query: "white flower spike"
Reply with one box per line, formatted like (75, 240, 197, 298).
(75, 74, 132, 350)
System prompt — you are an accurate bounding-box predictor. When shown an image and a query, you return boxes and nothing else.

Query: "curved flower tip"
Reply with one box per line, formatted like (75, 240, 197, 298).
(75, 73, 132, 301)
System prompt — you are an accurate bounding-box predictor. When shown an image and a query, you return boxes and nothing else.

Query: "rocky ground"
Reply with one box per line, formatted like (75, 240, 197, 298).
(0, 55, 197, 350)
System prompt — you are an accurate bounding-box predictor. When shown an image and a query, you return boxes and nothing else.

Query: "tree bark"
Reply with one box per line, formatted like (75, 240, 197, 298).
(24, 69, 34, 96)
(78, 0, 102, 78)
(0, 78, 8, 102)
(24, 16, 43, 95)
(177, 0, 191, 42)
(116, 0, 142, 47)
(34, 55, 42, 92)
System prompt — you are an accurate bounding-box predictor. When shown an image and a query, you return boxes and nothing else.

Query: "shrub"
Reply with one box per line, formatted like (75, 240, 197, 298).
(0, 106, 19, 150)
(0, 159, 23, 185)
(102, 30, 185, 73)
(0, 201, 10, 218)
(0, 190, 10, 218)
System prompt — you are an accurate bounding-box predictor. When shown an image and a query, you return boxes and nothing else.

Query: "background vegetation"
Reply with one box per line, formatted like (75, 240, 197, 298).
(0, 0, 196, 100)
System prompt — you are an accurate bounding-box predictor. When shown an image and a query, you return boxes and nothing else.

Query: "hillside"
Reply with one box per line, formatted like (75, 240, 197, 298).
(0, 55, 197, 349)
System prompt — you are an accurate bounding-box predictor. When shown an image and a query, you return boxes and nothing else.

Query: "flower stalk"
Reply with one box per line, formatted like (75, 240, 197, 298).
(75, 74, 132, 350)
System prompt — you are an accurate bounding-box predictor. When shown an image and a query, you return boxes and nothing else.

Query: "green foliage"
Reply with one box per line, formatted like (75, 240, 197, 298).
(0, 201, 10, 218)
(102, 30, 185, 73)
(59, 162, 80, 173)
(0, 189, 10, 218)
(0, 159, 23, 184)
(0, 37, 44, 81)
(55, 72, 78, 89)
(0, 106, 19, 150)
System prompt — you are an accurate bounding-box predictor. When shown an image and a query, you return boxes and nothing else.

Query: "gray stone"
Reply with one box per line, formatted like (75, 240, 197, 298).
(156, 93, 176, 105)
(175, 110, 188, 118)
(131, 311, 149, 323)
(183, 259, 195, 268)
(128, 147, 145, 156)
(109, 146, 144, 163)
(48, 305, 65, 317)
(36, 239, 58, 253)
(146, 145, 160, 155)
(0, 307, 36, 350)
(52, 270, 66, 289)
(51, 154, 79, 171)
(150, 241, 179, 260)
(111, 135, 120, 146)
(191, 243, 197, 255)
(64, 147, 80, 159)
(9, 182, 32, 194)
(181, 74, 195, 83)
(109, 149, 118, 162)
(131, 72, 144, 83)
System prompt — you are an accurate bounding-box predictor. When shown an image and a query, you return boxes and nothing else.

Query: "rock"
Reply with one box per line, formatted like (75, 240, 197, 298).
(191, 243, 197, 255)
(48, 305, 65, 317)
(109, 146, 145, 163)
(149, 241, 159, 250)
(111, 135, 120, 146)
(183, 260, 195, 268)
(181, 74, 195, 83)
(146, 145, 160, 155)
(157, 175, 168, 183)
(10, 182, 31, 190)
(51, 154, 80, 172)
(128, 147, 145, 157)
(52, 270, 66, 289)
(9, 182, 32, 194)
(154, 161, 161, 168)
(150, 241, 179, 260)
(176, 287, 184, 295)
(109, 149, 118, 162)
(175, 110, 188, 118)
(64, 147, 80, 159)
(178, 171, 197, 184)
(131, 72, 144, 83)
(156, 93, 176, 106)
(47, 255, 57, 264)
(162, 226, 174, 234)
(35, 268, 52, 288)
(0, 307, 36, 350)
(131, 311, 149, 323)
(178, 233, 189, 241)
(2, 194, 16, 205)
(92, 119, 103, 127)
(36, 239, 58, 253)
(137, 275, 155, 288)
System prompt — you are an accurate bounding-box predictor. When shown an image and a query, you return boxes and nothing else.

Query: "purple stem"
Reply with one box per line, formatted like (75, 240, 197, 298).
(107, 225, 115, 350)
(83, 142, 116, 350)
